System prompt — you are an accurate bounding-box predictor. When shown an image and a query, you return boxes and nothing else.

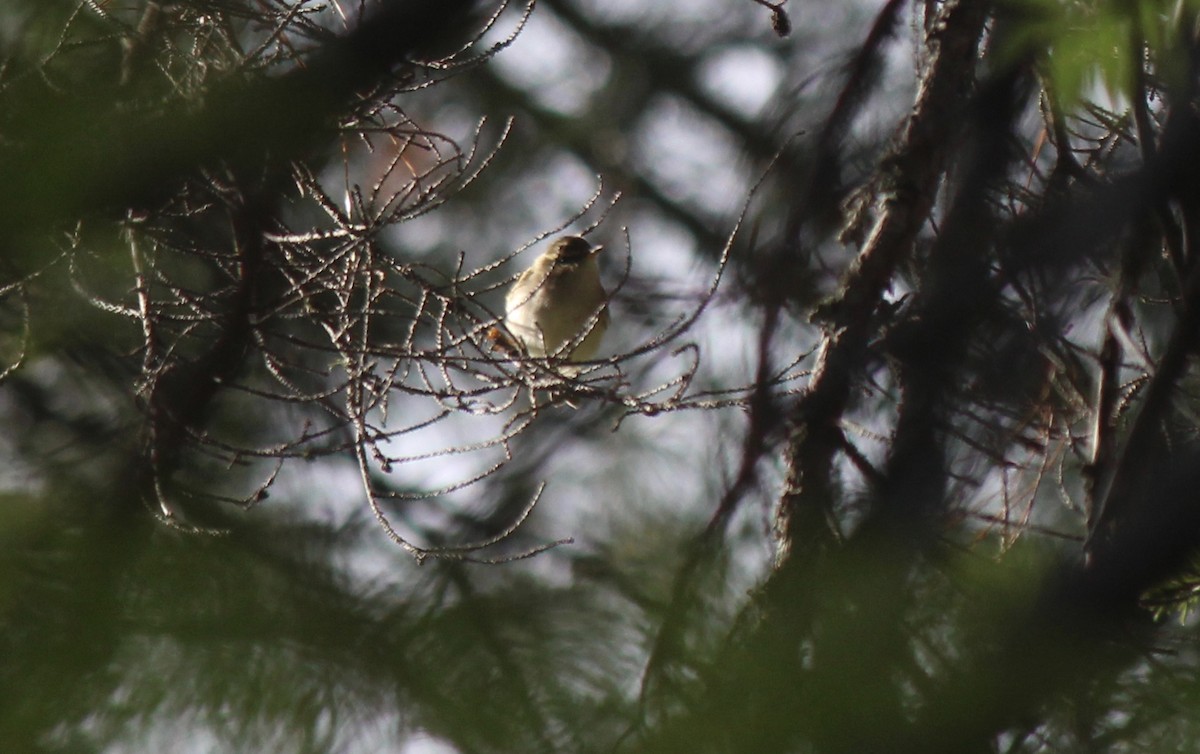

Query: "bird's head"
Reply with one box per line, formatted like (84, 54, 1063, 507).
(546, 235, 602, 268)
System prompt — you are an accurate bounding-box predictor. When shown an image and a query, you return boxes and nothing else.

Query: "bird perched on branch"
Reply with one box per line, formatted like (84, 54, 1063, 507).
(488, 235, 609, 366)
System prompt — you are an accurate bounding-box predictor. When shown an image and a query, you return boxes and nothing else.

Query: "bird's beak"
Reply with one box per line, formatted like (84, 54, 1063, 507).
(589, 244, 604, 256)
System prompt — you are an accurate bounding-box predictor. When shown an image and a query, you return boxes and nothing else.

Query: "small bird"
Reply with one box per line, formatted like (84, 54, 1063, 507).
(489, 235, 609, 366)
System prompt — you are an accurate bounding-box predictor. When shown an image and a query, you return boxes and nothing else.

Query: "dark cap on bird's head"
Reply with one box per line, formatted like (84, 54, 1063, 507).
(551, 235, 602, 265)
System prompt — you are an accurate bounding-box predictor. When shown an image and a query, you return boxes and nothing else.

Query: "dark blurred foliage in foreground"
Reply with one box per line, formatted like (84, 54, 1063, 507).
(7, 0, 1200, 752)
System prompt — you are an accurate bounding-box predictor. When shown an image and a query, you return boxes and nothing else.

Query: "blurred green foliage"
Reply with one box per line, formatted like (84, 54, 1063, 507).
(1008, 0, 1200, 106)
(4, 1, 1200, 753)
